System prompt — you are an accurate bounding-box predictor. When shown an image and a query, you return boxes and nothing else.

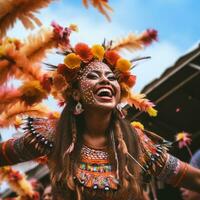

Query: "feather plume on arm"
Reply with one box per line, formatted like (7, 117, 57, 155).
(0, 102, 50, 129)
(0, 0, 55, 38)
(0, 59, 15, 85)
(0, 40, 44, 85)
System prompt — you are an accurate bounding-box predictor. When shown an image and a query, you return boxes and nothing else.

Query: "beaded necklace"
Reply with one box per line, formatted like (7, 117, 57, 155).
(75, 145, 119, 191)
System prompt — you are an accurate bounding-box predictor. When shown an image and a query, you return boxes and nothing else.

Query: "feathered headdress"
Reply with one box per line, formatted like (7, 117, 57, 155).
(0, 22, 158, 129)
(47, 27, 158, 116)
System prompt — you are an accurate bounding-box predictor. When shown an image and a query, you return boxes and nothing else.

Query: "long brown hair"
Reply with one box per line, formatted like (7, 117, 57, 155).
(50, 96, 143, 200)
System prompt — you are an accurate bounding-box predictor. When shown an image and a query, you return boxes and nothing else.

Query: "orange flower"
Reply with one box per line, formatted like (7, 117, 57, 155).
(19, 81, 48, 105)
(40, 73, 52, 93)
(126, 75, 136, 87)
(116, 58, 132, 72)
(74, 43, 93, 62)
(57, 63, 79, 82)
(57, 63, 67, 75)
(64, 53, 81, 69)
(120, 72, 136, 88)
(91, 44, 105, 60)
(176, 132, 192, 149)
(105, 50, 120, 66)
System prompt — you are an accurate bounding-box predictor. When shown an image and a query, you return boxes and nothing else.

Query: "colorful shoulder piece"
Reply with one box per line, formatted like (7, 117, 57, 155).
(0, 117, 58, 166)
(22, 117, 57, 155)
(134, 127, 172, 182)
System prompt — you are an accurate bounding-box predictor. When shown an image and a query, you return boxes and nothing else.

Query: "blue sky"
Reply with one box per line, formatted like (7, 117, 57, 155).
(2, 0, 200, 141)
(7, 0, 200, 92)
(9, 0, 199, 90)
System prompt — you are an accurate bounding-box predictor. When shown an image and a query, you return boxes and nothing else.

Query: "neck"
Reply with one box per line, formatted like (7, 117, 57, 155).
(83, 108, 112, 137)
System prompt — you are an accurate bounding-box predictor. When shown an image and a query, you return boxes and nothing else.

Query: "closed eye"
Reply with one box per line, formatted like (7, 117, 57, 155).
(86, 72, 99, 79)
(107, 75, 117, 81)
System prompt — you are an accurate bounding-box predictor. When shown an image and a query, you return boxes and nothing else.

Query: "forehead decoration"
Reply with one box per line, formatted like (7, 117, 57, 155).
(76, 61, 111, 81)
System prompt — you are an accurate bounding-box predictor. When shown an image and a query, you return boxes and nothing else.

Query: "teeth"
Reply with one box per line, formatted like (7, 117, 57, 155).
(96, 88, 112, 97)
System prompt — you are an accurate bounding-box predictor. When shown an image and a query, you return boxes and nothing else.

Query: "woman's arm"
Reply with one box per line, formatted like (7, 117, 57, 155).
(134, 127, 200, 192)
(162, 157, 200, 192)
(0, 117, 57, 166)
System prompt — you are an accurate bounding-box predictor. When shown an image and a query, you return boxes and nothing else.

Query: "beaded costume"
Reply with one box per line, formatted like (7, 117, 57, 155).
(0, 117, 182, 196)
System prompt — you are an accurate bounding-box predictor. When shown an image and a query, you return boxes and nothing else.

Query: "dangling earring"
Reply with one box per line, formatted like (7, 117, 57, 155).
(116, 104, 125, 118)
(74, 102, 84, 115)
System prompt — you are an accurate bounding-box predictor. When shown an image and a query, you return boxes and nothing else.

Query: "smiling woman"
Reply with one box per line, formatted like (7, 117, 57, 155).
(0, 28, 200, 200)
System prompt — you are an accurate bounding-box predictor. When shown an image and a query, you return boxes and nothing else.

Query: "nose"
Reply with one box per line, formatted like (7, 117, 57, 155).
(99, 75, 110, 85)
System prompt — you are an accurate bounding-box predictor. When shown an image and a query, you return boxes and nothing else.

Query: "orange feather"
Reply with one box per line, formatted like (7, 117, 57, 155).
(21, 27, 55, 64)
(111, 33, 144, 52)
(127, 93, 155, 112)
(111, 30, 158, 52)
(82, 0, 112, 21)
(0, 0, 54, 38)
(0, 86, 21, 113)
(0, 102, 50, 129)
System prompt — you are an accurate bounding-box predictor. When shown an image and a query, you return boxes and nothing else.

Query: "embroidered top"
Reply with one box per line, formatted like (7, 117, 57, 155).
(76, 145, 119, 190)
(0, 117, 177, 193)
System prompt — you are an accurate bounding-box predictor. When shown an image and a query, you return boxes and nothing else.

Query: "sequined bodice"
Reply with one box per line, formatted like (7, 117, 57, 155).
(75, 145, 118, 191)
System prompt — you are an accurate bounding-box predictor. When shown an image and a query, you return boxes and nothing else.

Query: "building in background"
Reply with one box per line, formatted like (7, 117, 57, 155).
(125, 43, 200, 200)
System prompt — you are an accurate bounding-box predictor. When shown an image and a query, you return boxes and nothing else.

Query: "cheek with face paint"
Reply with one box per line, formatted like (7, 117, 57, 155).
(78, 62, 106, 105)
(79, 78, 95, 104)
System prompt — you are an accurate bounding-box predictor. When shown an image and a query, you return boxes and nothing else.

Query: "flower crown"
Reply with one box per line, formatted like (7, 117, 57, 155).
(50, 25, 158, 117)
(53, 42, 136, 99)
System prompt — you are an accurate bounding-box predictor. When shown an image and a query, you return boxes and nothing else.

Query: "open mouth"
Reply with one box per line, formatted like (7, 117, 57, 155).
(94, 86, 114, 101)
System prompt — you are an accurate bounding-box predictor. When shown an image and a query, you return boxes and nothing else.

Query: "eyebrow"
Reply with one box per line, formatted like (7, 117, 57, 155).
(90, 70, 114, 75)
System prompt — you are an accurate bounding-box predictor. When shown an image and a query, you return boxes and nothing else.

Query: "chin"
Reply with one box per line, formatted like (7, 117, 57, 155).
(92, 102, 116, 111)
(98, 103, 116, 111)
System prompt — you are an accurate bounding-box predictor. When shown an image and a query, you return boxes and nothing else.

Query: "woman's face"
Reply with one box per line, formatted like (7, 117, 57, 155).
(79, 61, 121, 111)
